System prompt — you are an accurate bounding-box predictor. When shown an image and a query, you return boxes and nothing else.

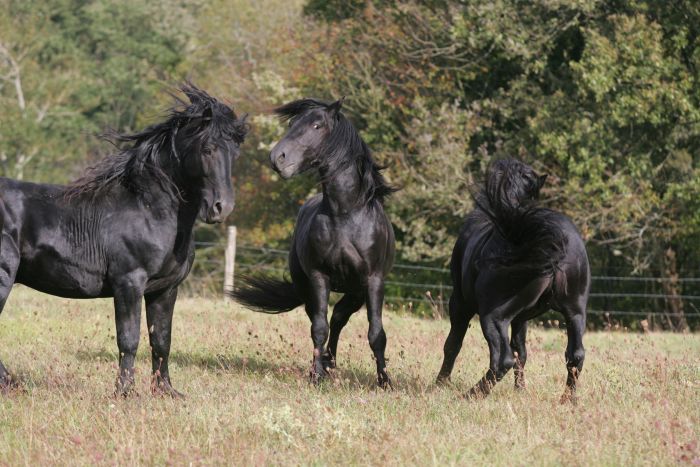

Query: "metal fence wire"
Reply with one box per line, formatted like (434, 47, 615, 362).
(191, 241, 700, 327)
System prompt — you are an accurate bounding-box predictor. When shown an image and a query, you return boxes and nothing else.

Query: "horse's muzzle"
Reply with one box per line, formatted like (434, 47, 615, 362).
(204, 199, 234, 224)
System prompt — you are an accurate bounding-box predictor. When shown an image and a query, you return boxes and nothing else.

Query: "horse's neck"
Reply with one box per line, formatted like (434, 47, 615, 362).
(143, 180, 200, 233)
(320, 161, 365, 216)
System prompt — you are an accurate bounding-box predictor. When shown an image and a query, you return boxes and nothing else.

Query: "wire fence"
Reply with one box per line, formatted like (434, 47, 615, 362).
(189, 240, 700, 328)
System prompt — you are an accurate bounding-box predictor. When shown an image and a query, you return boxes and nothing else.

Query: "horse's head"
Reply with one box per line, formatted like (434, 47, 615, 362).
(175, 84, 248, 223)
(269, 98, 345, 179)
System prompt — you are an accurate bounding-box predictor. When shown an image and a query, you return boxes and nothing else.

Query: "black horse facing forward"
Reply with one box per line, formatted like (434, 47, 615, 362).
(437, 159, 589, 403)
(0, 84, 247, 397)
(231, 98, 396, 387)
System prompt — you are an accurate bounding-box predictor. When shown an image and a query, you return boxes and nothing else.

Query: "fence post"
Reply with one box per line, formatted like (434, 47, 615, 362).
(224, 225, 237, 298)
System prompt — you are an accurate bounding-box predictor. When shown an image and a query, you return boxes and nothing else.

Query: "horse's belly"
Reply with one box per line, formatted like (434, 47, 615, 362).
(16, 258, 108, 298)
(16, 242, 109, 298)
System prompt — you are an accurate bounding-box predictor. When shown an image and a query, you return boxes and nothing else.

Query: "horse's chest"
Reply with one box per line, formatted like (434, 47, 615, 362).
(307, 221, 367, 289)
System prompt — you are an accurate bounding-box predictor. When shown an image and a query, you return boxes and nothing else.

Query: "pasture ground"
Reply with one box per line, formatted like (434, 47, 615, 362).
(0, 286, 698, 465)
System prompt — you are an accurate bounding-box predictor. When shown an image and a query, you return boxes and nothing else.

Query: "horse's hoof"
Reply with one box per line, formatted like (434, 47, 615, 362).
(320, 352, 336, 370)
(0, 373, 18, 394)
(465, 386, 487, 401)
(151, 375, 185, 399)
(309, 367, 329, 386)
(377, 369, 393, 390)
(435, 374, 451, 386)
(114, 370, 136, 398)
(559, 391, 578, 405)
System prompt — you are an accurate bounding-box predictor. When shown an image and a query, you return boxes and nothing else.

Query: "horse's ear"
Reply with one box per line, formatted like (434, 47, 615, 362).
(328, 97, 345, 117)
(201, 106, 213, 121)
(538, 174, 548, 188)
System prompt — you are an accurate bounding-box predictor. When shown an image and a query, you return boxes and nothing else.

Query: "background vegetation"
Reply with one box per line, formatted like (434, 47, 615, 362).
(1, 0, 698, 329)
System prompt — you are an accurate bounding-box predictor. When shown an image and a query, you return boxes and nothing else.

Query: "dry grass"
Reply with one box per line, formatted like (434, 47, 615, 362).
(0, 286, 698, 465)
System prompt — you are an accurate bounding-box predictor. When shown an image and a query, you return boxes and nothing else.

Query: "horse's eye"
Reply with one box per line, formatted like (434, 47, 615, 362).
(313, 123, 321, 130)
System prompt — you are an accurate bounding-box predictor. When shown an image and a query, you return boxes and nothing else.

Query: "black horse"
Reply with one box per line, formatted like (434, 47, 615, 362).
(231, 98, 396, 387)
(0, 84, 247, 397)
(437, 159, 589, 403)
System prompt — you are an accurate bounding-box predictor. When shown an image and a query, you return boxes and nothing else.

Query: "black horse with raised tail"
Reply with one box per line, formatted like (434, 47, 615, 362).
(0, 83, 247, 397)
(231, 98, 397, 387)
(437, 159, 590, 403)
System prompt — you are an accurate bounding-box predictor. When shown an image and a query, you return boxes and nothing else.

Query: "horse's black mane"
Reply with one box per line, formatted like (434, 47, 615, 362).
(275, 98, 397, 203)
(65, 83, 247, 200)
(472, 159, 568, 277)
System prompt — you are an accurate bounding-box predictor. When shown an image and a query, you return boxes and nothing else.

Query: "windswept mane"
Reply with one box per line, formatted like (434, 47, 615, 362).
(275, 98, 397, 203)
(65, 83, 247, 200)
(472, 159, 568, 277)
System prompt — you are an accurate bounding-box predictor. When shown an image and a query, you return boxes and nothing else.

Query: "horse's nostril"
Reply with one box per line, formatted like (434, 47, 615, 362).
(214, 201, 223, 215)
(279, 152, 286, 161)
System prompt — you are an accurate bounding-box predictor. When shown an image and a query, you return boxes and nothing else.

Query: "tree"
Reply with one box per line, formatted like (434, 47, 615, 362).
(304, 0, 700, 329)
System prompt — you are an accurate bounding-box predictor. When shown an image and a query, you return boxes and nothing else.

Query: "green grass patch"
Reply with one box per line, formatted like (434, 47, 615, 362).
(0, 286, 698, 465)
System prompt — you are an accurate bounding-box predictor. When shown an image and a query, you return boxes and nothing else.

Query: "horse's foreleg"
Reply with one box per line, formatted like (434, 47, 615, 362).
(437, 294, 473, 384)
(324, 293, 364, 371)
(366, 276, 390, 389)
(561, 310, 586, 404)
(305, 273, 330, 385)
(0, 243, 19, 392)
(113, 271, 147, 397)
(145, 287, 182, 398)
(510, 319, 528, 390)
(468, 316, 512, 399)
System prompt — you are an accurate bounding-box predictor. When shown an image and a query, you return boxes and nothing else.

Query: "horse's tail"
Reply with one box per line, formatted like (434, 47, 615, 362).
(475, 159, 568, 279)
(228, 275, 303, 313)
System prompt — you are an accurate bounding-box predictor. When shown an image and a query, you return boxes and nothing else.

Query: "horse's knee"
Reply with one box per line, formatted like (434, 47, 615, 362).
(495, 352, 515, 380)
(117, 333, 140, 355)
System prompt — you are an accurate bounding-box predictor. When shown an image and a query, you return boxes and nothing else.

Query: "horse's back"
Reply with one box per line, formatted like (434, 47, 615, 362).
(453, 207, 589, 315)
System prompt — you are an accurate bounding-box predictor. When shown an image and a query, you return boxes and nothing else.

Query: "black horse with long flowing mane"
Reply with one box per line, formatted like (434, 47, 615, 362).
(437, 159, 589, 403)
(0, 83, 247, 397)
(231, 98, 397, 387)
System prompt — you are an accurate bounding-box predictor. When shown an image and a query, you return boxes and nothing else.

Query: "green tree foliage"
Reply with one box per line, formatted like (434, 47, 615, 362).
(0, 0, 185, 182)
(303, 1, 700, 271)
(0, 0, 697, 327)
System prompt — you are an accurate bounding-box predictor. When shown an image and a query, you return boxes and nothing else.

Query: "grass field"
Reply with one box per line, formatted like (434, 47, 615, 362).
(0, 286, 698, 465)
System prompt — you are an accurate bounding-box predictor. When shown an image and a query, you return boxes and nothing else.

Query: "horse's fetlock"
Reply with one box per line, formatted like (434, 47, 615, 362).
(567, 348, 585, 369)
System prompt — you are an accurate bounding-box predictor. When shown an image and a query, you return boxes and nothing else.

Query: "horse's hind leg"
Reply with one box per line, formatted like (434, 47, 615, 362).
(323, 293, 364, 371)
(561, 308, 586, 404)
(510, 319, 528, 389)
(366, 276, 391, 388)
(467, 315, 513, 399)
(0, 243, 20, 391)
(437, 293, 474, 384)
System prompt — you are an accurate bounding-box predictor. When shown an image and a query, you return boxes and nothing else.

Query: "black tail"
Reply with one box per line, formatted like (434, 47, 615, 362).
(228, 275, 304, 313)
(474, 159, 568, 277)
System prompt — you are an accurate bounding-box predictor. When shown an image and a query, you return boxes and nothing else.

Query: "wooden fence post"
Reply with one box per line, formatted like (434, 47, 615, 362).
(224, 225, 237, 298)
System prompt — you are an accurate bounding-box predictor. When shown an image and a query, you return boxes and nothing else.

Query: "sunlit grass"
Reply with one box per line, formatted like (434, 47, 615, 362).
(0, 286, 698, 465)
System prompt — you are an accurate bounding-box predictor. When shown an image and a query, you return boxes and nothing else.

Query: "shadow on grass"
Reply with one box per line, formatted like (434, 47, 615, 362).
(72, 348, 430, 393)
